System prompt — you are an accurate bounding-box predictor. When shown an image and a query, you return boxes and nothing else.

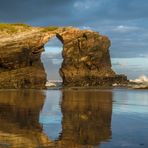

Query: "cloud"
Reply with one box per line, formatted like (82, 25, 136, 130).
(41, 56, 62, 80)
(112, 25, 139, 33)
(0, 0, 76, 25)
(73, 0, 99, 10)
(112, 58, 148, 79)
(41, 52, 62, 60)
(1, 0, 148, 25)
(79, 26, 92, 30)
(74, 1, 89, 10)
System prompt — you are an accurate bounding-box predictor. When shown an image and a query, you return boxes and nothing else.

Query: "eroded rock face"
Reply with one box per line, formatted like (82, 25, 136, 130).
(0, 27, 55, 89)
(0, 25, 127, 88)
(57, 28, 127, 87)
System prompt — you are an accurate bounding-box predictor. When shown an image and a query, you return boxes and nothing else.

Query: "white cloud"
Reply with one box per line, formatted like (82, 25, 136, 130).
(44, 46, 62, 54)
(73, 0, 98, 10)
(79, 26, 92, 30)
(112, 25, 139, 32)
(41, 52, 62, 60)
(139, 54, 148, 58)
(74, 2, 88, 9)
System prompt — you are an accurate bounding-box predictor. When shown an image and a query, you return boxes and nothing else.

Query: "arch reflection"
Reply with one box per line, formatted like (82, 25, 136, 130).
(0, 89, 113, 147)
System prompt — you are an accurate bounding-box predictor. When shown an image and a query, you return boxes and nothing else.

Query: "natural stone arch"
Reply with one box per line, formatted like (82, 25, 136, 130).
(42, 29, 115, 87)
(0, 26, 127, 89)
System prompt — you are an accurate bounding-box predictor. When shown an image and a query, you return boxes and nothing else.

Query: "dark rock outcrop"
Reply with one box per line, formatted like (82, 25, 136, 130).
(0, 24, 127, 89)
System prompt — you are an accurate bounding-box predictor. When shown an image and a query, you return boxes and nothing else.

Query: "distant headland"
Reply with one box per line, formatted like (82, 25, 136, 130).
(0, 23, 127, 89)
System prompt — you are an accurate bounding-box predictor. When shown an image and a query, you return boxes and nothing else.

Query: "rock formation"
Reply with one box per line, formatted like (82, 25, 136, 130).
(58, 28, 127, 87)
(0, 24, 127, 88)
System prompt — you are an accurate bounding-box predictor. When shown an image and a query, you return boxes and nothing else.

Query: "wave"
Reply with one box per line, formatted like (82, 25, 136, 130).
(130, 75, 148, 84)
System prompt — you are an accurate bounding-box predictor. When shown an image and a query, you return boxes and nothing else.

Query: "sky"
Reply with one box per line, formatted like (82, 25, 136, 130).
(1, 0, 148, 79)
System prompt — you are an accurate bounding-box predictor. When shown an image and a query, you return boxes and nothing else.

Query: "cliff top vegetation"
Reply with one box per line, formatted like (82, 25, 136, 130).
(0, 23, 58, 35)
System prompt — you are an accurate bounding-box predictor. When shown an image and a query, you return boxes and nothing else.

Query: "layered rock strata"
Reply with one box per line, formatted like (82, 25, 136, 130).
(0, 24, 127, 88)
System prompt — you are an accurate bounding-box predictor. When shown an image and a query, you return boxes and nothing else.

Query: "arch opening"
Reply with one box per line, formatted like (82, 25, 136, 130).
(41, 37, 63, 87)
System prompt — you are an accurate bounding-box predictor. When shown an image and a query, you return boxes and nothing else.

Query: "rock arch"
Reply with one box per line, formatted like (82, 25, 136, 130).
(0, 26, 127, 89)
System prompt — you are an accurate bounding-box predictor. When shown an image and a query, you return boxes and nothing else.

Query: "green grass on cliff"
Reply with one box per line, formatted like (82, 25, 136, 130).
(0, 23, 30, 28)
(42, 26, 58, 32)
(0, 23, 58, 34)
(0, 23, 31, 34)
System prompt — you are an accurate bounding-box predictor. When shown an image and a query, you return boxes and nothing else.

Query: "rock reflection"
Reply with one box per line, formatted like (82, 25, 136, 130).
(0, 90, 52, 148)
(0, 89, 113, 148)
(58, 90, 112, 147)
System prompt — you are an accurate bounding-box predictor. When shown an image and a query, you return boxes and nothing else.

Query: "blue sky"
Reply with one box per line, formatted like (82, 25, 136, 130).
(1, 0, 148, 79)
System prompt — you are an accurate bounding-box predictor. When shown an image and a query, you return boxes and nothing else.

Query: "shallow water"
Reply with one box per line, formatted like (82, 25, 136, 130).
(0, 89, 148, 148)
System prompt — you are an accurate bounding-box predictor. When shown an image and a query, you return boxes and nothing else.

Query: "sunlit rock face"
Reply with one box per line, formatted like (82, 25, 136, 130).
(57, 28, 127, 87)
(0, 24, 127, 88)
(58, 90, 112, 147)
(0, 27, 48, 89)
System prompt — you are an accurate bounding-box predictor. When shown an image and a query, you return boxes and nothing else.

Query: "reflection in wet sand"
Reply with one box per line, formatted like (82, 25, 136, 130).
(1, 89, 148, 147)
(57, 90, 112, 147)
(0, 90, 113, 148)
(0, 90, 53, 148)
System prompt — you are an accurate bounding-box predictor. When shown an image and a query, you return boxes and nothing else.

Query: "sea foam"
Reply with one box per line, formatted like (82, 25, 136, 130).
(130, 75, 148, 84)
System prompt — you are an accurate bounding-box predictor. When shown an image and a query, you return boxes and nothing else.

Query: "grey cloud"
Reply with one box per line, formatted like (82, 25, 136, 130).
(1, 0, 148, 25)
(41, 57, 62, 80)
(0, 0, 75, 25)
(41, 52, 62, 60)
